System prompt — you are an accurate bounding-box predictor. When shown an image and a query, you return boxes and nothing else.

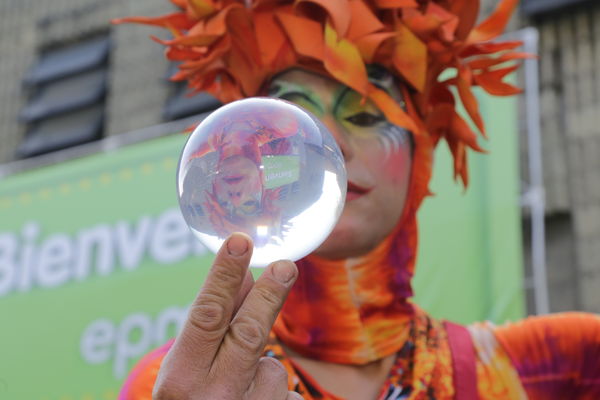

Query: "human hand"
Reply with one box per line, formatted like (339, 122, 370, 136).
(153, 232, 302, 399)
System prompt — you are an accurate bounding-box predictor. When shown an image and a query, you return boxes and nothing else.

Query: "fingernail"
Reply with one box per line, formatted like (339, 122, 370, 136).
(227, 234, 248, 256)
(272, 261, 296, 284)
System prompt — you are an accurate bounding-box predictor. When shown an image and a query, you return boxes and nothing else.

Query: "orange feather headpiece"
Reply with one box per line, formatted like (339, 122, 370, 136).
(114, 0, 525, 209)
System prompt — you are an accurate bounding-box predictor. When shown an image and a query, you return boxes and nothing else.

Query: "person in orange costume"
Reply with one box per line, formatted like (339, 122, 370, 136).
(113, 0, 600, 399)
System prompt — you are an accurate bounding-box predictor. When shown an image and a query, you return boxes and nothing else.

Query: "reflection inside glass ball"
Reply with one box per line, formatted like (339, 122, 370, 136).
(177, 97, 347, 267)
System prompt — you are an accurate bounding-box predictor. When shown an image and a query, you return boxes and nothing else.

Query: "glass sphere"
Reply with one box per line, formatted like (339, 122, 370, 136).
(177, 97, 347, 267)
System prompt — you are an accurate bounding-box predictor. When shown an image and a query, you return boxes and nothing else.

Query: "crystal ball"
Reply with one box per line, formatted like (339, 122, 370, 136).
(177, 97, 347, 267)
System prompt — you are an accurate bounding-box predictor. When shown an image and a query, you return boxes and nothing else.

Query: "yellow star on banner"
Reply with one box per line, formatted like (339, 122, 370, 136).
(141, 163, 154, 175)
(119, 168, 133, 181)
(59, 183, 72, 195)
(79, 179, 92, 190)
(99, 173, 112, 185)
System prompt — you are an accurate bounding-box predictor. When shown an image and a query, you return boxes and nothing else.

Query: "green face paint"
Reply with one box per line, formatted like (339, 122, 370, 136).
(268, 68, 410, 157)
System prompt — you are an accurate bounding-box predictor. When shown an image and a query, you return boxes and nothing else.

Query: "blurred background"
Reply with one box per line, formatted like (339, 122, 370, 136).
(0, 0, 599, 399)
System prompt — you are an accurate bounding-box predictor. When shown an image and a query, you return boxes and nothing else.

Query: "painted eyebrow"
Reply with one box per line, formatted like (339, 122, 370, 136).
(276, 90, 324, 114)
(334, 86, 385, 117)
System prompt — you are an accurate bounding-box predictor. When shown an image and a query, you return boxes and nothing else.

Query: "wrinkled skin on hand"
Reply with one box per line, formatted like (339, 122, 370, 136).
(152, 232, 303, 400)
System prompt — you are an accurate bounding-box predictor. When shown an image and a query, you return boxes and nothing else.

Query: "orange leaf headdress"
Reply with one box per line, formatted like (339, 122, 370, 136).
(114, 0, 525, 207)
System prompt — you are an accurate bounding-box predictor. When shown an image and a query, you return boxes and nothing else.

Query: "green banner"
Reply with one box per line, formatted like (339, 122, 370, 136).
(0, 91, 523, 400)
(262, 155, 301, 189)
(414, 90, 525, 324)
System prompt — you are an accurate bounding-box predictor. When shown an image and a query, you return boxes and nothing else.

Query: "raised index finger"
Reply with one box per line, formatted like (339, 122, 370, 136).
(210, 259, 297, 390)
(160, 233, 254, 379)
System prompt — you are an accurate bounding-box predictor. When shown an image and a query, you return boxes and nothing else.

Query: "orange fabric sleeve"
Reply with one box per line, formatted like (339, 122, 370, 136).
(118, 339, 174, 400)
(494, 312, 600, 399)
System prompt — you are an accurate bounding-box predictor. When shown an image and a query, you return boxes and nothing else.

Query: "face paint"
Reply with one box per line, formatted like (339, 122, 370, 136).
(268, 68, 422, 364)
(334, 88, 409, 159)
(214, 155, 262, 217)
(269, 69, 412, 260)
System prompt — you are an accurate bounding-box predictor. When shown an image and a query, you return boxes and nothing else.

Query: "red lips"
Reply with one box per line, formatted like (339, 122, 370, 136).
(346, 181, 371, 201)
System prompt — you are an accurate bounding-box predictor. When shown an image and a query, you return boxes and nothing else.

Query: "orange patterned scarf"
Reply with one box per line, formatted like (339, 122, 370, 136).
(273, 185, 419, 364)
(273, 306, 455, 399)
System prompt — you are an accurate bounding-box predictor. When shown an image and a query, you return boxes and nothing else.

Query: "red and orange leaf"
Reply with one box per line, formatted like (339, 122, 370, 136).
(369, 86, 418, 133)
(449, 0, 479, 41)
(153, 33, 220, 47)
(467, 51, 533, 70)
(296, 0, 351, 37)
(111, 13, 196, 31)
(270, 39, 298, 72)
(426, 40, 454, 64)
(217, 71, 243, 102)
(429, 85, 455, 106)
(480, 64, 519, 80)
(439, 18, 459, 43)
(204, 4, 245, 36)
(178, 36, 231, 70)
(227, 44, 265, 96)
(165, 46, 205, 61)
(226, 7, 262, 66)
(474, 65, 522, 96)
(468, 0, 519, 43)
(450, 111, 485, 152)
(426, 103, 454, 137)
(446, 136, 469, 186)
(186, 0, 217, 20)
(456, 66, 485, 135)
(355, 32, 395, 62)
(324, 22, 369, 95)
(254, 11, 288, 66)
(186, 19, 207, 36)
(276, 11, 325, 60)
(403, 11, 444, 38)
(392, 21, 427, 92)
(373, 0, 418, 9)
(460, 40, 522, 57)
(475, 74, 521, 96)
(169, 69, 190, 81)
(347, 0, 384, 40)
(458, 153, 468, 186)
(425, 2, 458, 42)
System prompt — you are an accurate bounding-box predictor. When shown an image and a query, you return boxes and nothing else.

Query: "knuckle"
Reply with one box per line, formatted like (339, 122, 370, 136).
(188, 298, 228, 333)
(254, 285, 282, 309)
(212, 262, 243, 286)
(261, 357, 287, 380)
(229, 318, 266, 355)
(152, 381, 190, 400)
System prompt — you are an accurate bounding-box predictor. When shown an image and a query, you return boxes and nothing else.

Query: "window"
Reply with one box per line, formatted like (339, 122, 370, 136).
(17, 34, 110, 158)
(522, 0, 592, 16)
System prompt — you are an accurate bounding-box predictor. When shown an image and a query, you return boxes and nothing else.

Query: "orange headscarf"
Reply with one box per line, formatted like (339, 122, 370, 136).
(114, 0, 525, 367)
